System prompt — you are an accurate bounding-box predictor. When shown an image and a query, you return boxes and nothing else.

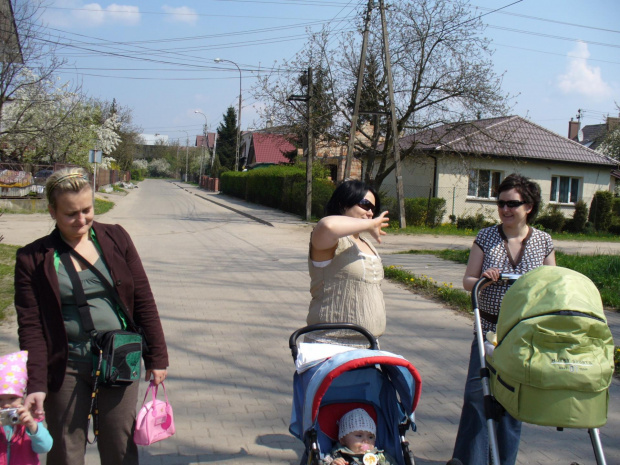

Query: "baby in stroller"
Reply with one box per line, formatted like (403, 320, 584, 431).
(321, 408, 397, 465)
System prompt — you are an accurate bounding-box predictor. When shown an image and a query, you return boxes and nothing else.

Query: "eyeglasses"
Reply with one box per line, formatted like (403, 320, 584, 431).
(496, 200, 527, 209)
(357, 199, 376, 212)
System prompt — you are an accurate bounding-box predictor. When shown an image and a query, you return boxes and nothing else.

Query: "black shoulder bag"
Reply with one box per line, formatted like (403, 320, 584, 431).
(59, 249, 144, 387)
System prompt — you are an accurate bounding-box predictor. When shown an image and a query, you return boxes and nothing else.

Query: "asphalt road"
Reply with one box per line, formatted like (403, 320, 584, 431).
(1, 179, 618, 465)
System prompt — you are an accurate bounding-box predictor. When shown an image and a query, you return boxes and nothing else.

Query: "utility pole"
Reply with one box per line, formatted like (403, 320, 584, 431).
(380, 0, 406, 228)
(344, 0, 374, 181)
(306, 67, 314, 222)
(287, 68, 314, 221)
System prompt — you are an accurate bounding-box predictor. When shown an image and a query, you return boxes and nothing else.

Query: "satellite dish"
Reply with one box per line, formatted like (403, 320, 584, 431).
(577, 129, 584, 142)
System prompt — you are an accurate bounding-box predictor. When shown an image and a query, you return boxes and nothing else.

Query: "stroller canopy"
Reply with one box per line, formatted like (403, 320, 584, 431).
(290, 349, 422, 440)
(496, 265, 606, 341)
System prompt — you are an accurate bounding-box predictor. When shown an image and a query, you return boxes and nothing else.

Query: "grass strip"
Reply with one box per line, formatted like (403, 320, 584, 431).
(384, 264, 471, 314)
(0, 244, 19, 322)
(395, 249, 620, 310)
(386, 224, 620, 242)
(94, 197, 115, 215)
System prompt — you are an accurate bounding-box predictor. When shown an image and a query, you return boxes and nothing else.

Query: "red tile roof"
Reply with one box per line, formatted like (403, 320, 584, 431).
(196, 133, 216, 150)
(250, 133, 296, 164)
(398, 116, 617, 167)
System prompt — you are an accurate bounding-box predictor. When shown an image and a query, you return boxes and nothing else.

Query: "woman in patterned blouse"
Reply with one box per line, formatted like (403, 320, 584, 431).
(450, 174, 555, 465)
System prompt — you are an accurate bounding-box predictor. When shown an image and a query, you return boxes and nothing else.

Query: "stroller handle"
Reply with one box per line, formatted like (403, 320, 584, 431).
(289, 323, 379, 360)
(471, 273, 521, 309)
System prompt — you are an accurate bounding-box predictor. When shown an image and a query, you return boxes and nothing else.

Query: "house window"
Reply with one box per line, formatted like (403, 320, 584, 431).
(468, 170, 502, 198)
(550, 176, 580, 203)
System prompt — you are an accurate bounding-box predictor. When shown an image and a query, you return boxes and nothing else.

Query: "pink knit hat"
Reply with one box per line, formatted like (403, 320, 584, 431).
(0, 351, 28, 396)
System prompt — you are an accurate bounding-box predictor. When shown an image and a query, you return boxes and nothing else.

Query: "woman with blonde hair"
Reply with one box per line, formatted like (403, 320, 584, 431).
(15, 167, 169, 465)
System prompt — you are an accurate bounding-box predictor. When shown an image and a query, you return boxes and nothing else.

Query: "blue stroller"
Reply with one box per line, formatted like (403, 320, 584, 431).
(288, 324, 422, 465)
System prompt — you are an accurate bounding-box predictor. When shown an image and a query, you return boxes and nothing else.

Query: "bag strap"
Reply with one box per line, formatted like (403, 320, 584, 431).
(60, 247, 139, 331)
(141, 381, 169, 406)
(58, 252, 97, 337)
(57, 245, 148, 352)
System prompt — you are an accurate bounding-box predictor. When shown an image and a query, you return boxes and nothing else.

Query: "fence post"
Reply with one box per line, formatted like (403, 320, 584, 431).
(452, 187, 456, 217)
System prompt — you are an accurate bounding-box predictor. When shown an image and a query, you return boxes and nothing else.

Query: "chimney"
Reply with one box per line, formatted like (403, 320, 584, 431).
(607, 116, 620, 132)
(568, 118, 580, 140)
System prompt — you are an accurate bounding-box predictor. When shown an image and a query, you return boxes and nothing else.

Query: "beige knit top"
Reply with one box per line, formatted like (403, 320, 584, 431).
(306, 235, 385, 346)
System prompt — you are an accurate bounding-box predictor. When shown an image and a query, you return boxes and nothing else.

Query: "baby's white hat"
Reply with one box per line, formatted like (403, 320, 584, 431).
(338, 408, 376, 440)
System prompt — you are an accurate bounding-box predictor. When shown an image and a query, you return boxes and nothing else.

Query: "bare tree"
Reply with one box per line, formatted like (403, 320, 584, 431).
(253, 0, 512, 189)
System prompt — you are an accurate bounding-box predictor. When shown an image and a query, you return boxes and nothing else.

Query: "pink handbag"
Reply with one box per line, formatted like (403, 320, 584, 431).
(134, 381, 175, 445)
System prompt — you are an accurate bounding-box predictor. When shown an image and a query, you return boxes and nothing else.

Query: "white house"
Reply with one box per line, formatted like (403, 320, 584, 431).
(378, 116, 618, 222)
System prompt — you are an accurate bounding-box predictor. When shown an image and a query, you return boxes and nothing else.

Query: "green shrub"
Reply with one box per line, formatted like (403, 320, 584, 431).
(612, 197, 620, 217)
(220, 164, 334, 219)
(380, 194, 397, 216)
(391, 197, 447, 227)
(534, 204, 566, 233)
(404, 198, 427, 226)
(130, 169, 145, 181)
(457, 213, 486, 230)
(426, 198, 447, 227)
(564, 200, 588, 233)
(589, 190, 614, 231)
(609, 217, 620, 236)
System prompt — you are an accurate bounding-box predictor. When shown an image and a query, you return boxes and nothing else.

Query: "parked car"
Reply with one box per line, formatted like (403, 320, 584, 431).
(34, 169, 54, 186)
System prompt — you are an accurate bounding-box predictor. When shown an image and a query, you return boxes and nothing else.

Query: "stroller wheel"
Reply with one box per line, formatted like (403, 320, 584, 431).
(402, 441, 415, 465)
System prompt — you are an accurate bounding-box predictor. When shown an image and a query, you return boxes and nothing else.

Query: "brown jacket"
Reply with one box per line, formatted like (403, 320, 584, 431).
(14, 221, 169, 394)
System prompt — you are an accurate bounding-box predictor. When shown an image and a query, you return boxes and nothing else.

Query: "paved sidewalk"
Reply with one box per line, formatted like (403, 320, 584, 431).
(1, 183, 618, 465)
(186, 187, 620, 343)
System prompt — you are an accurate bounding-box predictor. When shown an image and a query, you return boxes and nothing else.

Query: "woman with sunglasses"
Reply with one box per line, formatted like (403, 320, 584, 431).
(305, 180, 390, 346)
(450, 173, 555, 465)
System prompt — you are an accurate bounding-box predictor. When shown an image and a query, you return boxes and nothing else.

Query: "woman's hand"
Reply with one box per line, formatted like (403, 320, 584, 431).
(23, 392, 46, 421)
(145, 368, 167, 385)
(17, 405, 39, 434)
(367, 211, 390, 244)
(332, 458, 348, 465)
(481, 267, 501, 282)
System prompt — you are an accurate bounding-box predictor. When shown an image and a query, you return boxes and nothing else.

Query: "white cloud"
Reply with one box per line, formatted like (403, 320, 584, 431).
(42, 1, 140, 27)
(162, 6, 198, 25)
(557, 41, 612, 99)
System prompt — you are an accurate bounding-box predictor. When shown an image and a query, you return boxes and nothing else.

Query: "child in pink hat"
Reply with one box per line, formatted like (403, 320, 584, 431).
(0, 351, 52, 464)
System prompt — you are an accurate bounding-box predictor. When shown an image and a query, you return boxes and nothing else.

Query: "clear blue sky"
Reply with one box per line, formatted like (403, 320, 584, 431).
(42, 0, 620, 145)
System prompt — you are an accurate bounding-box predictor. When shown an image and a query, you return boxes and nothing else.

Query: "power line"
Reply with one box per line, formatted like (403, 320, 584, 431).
(471, 4, 620, 35)
(487, 24, 620, 49)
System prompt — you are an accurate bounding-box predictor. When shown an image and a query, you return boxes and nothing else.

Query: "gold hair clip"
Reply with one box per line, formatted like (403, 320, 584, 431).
(48, 173, 89, 193)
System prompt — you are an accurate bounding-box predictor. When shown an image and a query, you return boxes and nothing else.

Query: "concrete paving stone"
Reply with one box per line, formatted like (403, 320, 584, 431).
(5, 182, 620, 464)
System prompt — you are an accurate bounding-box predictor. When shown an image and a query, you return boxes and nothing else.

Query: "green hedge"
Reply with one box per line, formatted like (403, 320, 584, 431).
(384, 196, 447, 226)
(220, 165, 335, 219)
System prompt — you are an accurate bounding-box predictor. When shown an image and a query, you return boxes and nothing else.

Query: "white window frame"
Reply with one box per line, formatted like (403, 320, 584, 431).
(468, 169, 502, 199)
(550, 175, 580, 204)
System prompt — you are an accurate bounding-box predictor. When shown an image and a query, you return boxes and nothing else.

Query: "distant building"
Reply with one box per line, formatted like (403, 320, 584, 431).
(139, 134, 169, 145)
(0, 0, 23, 64)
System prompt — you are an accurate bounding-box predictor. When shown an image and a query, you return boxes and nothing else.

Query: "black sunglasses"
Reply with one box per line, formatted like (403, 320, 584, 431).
(357, 198, 376, 212)
(496, 200, 526, 208)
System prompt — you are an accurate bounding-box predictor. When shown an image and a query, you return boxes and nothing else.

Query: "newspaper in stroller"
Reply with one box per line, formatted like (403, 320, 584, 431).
(289, 324, 422, 465)
(472, 266, 615, 465)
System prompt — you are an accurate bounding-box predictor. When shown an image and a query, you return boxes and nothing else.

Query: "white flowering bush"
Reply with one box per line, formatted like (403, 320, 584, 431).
(148, 159, 172, 177)
(132, 159, 148, 170)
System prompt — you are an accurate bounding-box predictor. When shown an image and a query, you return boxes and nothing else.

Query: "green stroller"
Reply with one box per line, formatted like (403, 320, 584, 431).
(472, 266, 615, 464)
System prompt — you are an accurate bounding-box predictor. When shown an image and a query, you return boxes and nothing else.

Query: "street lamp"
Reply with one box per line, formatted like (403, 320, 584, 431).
(194, 110, 208, 178)
(214, 57, 242, 171)
(181, 130, 190, 182)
